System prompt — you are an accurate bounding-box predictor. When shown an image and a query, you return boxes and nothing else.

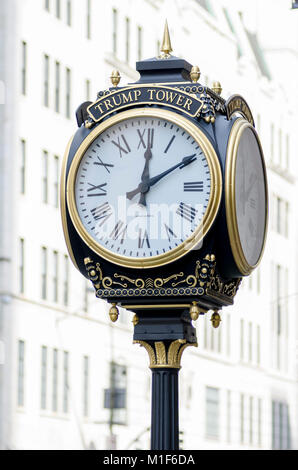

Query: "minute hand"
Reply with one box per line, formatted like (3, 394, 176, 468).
(126, 154, 197, 201)
(149, 154, 197, 187)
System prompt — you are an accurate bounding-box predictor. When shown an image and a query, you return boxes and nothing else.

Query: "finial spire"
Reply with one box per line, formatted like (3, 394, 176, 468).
(160, 20, 173, 58)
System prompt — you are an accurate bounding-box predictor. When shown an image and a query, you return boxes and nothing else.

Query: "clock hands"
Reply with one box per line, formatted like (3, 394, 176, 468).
(139, 130, 153, 206)
(126, 154, 197, 203)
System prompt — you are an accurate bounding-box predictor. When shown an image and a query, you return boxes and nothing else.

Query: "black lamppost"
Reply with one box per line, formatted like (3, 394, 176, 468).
(60, 23, 268, 451)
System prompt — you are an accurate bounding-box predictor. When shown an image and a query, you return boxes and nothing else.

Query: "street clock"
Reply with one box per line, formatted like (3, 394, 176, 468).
(61, 25, 268, 321)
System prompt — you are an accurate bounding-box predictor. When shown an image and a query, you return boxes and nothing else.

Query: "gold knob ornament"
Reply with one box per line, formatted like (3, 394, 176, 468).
(212, 81, 222, 95)
(110, 70, 121, 87)
(132, 314, 139, 326)
(109, 303, 119, 322)
(190, 301, 200, 321)
(190, 66, 201, 83)
(211, 311, 221, 328)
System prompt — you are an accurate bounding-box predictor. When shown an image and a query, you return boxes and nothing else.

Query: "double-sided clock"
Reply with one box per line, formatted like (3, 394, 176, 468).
(61, 50, 268, 314)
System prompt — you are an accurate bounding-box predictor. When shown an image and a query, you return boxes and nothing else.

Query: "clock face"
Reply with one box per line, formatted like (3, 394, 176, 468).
(67, 109, 222, 268)
(226, 119, 268, 275)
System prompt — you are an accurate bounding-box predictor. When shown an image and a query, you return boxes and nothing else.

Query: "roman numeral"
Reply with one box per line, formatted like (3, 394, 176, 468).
(87, 182, 107, 197)
(164, 224, 177, 241)
(138, 229, 150, 249)
(184, 181, 204, 192)
(137, 128, 154, 150)
(110, 220, 127, 242)
(176, 202, 197, 223)
(91, 202, 112, 226)
(94, 156, 114, 173)
(164, 135, 176, 154)
(111, 135, 131, 157)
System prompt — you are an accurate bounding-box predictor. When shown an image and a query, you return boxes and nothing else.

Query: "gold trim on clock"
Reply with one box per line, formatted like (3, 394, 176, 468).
(60, 134, 79, 270)
(66, 108, 222, 269)
(225, 118, 268, 276)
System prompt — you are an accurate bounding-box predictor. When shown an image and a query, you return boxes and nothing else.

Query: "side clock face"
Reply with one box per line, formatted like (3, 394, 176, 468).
(225, 118, 268, 275)
(66, 108, 222, 268)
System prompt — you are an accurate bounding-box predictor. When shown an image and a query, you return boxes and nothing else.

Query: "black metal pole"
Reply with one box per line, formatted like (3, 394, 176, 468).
(133, 308, 197, 451)
(151, 367, 179, 450)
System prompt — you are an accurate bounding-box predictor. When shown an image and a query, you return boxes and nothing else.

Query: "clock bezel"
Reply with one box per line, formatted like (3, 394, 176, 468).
(66, 107, 222, 269)
(225, 118, 268, 276)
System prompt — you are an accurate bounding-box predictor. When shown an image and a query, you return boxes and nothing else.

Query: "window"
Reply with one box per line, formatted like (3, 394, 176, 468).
(52, 250, 58, 302)
(137, 26, 142, 61)
(45, 0, 50, 11)
(66, 67, 71, 118)
(63, 255, 69, 306)
(17, 340, 25, 407)
(63, 351, 69, 413)
(53, 155, 59, 208)
(272, 401, 291, 449)
(104, 363, 127, 425)
(52, 349, 58, 411)
(56, 0, 61, 19)
(285, 134, 290, 170)
(125, 18, 130, 63)
(85, 79, 91, 101)
(83, 356, 89, 417)
(248, 322, 253, 362)
(21, 41, 27, 95)
(41, 247, 48, 300)
(258, 398, 262, 447)
(240, 319, 244, 360)
(43, 54, 50, 107)
(278, 128, 282, 165)
(270, 123, 274, 162)
(86, 0, 91, 39)
(257, 325, 261, 364)
(20, 139, 26, 194)
(19, 238, 25, 294)
(41, 346, 48, 409)
(42, 150, 49, 203)
(205, 387, 219, 439)
(240, 393, 244, 443)
(226, 390, 231, 443)
(66, 0, 72, 26)
(112, 9, 117, 55)
(55, 61, 60, 112)
(249, 396, 253, 444)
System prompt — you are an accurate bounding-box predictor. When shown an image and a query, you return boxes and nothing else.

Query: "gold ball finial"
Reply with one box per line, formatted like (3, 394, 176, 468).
(109, 303, 119, 323)
(212, 81, 222, 95)
(211, 311, 221, 329)
(190, 301, 200, 321)
(160, 20, 173, 59)
(190, 66, 201, 83)
(110, 70, 121, 87)
(132, 314, 139, 326)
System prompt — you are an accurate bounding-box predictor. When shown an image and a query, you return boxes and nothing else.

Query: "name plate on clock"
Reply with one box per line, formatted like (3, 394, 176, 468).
(87, 85, 204, 123)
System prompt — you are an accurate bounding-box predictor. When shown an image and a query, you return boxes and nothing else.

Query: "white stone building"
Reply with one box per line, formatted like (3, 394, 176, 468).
(0, 0, 297, 450)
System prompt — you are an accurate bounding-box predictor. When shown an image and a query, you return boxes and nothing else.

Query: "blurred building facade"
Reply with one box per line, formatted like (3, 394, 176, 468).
(0, 0, 297, 450)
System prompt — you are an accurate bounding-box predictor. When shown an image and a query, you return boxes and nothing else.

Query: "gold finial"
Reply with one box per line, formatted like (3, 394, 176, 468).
(110, 70, 121, 87)
(211, 311, 221, 329)
(212, 81, 222, 95)
(160, 20, 173, 59)
(190, 301, 200, 321)
(109, 303, 119, 322)
(132, 314, 139, 326)
(190, 66, 201, 83)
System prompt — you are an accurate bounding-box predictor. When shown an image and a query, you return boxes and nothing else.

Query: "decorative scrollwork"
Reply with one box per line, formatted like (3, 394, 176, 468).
(134, 339, 197, 369)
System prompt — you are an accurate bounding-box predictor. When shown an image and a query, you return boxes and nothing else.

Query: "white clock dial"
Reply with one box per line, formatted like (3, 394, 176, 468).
(68, 109, 222, 268)
(226, 119, 268, 275)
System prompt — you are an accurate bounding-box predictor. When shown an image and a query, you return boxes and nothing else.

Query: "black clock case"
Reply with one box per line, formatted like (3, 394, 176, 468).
(62, 96, 244, 313)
